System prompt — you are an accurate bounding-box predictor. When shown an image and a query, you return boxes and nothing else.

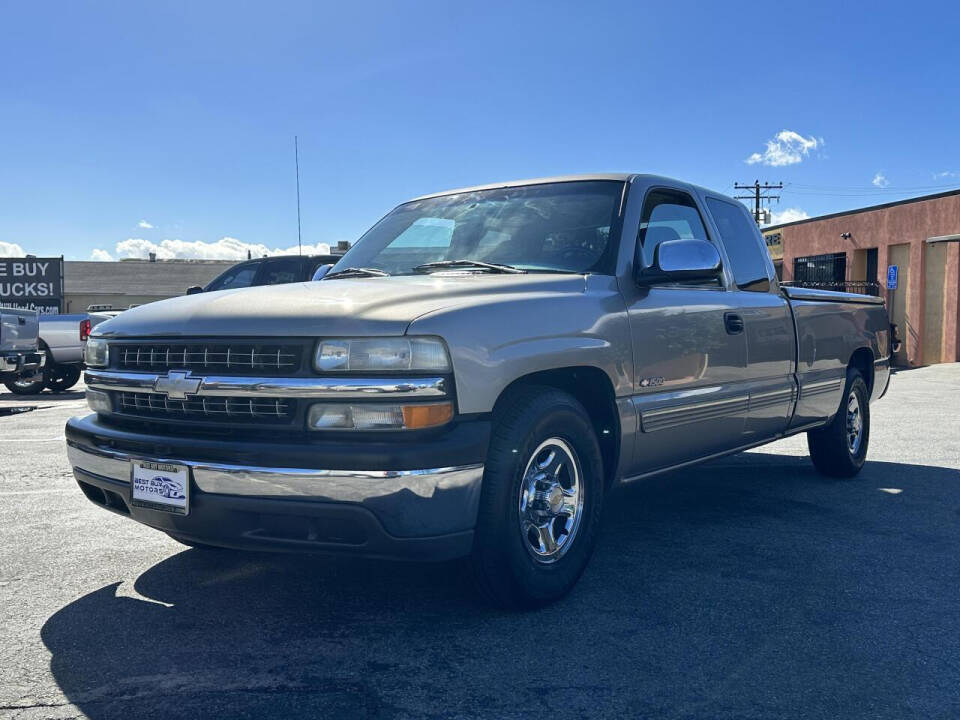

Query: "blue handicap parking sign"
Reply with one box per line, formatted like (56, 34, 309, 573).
(886, 265, 898, 290)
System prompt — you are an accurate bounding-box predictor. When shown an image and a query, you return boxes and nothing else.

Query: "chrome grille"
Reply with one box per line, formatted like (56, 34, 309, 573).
(116, 392, 295, 424)
(114, 343, 301, 375)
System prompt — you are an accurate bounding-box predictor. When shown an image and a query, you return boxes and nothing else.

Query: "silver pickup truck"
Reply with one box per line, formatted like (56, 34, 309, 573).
(0, 307, 45, 383)
(66, 174, 891, 607)
(3, 313, 105, 394)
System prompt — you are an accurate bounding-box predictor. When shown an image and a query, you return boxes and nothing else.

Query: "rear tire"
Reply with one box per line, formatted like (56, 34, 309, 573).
(469, 386, 604, 609)
(44, 364, 81, 392)
(807, 368, 870, 478)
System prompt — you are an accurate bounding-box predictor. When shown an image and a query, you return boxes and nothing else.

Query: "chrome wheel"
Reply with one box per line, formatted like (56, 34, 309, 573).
(518, 438, 584, 563)
(846, 391, 863, 454)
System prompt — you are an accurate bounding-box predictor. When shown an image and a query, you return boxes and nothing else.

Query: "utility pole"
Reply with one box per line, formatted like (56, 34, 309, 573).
(734, 180, 783, 225)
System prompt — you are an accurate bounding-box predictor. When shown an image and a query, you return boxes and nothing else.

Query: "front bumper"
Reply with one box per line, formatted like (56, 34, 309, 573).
(0, 350, 45, 376)
(66, 413, 488, 560)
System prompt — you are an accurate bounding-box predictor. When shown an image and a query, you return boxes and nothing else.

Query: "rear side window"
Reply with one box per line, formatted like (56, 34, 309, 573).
(255, 257, 302, 286)
(206, 263, 258, 291)
(637, 190, 711, 268)
(705, 198, 772, 292)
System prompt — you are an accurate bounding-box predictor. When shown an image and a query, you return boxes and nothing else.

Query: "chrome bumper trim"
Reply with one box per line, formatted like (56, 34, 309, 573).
(84, 369, 447, 399)
(67, 440, 482, 502)
(0, 351, 45, 374)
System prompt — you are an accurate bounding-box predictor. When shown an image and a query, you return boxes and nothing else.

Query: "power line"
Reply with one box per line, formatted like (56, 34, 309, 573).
(734, 180, 783, 224)
(788, 181, 960, 191)
(782, 187, 960, 198)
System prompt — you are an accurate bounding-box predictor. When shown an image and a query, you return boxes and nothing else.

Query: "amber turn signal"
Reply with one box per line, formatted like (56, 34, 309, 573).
(401, 402, 454, 429)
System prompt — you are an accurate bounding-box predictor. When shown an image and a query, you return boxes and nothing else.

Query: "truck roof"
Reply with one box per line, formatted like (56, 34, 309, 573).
(409, 173, 722, 202)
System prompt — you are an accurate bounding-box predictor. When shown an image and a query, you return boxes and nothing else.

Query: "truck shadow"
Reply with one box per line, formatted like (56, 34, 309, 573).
(40, 453, 960, 719)
(0, 389, 85, 402)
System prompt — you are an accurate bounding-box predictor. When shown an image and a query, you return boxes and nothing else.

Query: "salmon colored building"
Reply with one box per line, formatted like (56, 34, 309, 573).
(763, 189, 960, 367)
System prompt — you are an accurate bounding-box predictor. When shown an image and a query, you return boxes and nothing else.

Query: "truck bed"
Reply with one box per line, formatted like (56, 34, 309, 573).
(0, 307, 40, 352)
(781, 285, 885, 305)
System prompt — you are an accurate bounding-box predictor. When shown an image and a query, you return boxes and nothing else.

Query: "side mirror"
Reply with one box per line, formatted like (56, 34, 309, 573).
(186, 286, 203, 295)
(638, 239, 722, 284)
(311, 264, 333, 281)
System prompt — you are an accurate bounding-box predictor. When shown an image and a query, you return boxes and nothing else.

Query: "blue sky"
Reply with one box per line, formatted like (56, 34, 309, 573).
(1, 0, 958, 260)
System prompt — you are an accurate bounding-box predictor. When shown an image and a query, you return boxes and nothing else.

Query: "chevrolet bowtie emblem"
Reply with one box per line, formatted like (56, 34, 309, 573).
(154, 370, 203, 400)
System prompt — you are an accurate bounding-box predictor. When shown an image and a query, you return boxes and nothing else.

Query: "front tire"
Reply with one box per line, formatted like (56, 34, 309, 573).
(807, 368, 870, 478)
(470, 386, 604, 609)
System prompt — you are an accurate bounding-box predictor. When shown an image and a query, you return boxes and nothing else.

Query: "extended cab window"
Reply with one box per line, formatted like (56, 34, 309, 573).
(705, 198, 772, 292)
(637, 190, 711, 269)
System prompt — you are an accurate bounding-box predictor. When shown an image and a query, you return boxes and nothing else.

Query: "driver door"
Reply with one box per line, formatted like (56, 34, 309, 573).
(621, 186, 749, 476)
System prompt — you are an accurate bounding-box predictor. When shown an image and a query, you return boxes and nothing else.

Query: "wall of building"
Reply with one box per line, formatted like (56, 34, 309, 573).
(773, 193, 960, 366)
(61, 259, 236, 314)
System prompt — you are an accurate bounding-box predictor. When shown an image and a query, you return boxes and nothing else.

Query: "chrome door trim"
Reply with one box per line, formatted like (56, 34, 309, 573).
(748, 386, 797, 411)
(639, 393, 750, 433)
(85, 369, 448, 399)
(800, 377, 843, 398)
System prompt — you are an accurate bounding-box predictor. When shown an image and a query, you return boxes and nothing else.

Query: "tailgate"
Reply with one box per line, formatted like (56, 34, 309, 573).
(0, 308, 40, 352)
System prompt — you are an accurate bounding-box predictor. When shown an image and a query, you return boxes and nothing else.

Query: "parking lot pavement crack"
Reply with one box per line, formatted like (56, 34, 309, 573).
(0, 699, 71, 710)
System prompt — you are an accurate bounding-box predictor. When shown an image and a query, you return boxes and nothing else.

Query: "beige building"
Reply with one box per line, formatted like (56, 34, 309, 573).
(763, 189, 960, 367)
(63, 259, 235, 313)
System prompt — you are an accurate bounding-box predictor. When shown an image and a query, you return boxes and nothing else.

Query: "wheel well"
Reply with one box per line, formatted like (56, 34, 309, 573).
(849, 347, 874, 394)
(495, 367, 620, 490)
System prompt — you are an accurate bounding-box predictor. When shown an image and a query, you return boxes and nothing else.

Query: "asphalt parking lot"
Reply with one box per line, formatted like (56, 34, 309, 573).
(1, 366, 958, 720)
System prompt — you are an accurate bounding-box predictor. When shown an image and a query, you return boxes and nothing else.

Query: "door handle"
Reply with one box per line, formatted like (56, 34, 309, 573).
(724, 312, 744, 335)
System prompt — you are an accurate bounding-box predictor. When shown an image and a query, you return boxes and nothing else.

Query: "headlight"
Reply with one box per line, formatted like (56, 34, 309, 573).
(86, 389, 112, 413)
(84, 338, 109, 368)
(308, 401, 453, 431)
(314, 337, 450, 373)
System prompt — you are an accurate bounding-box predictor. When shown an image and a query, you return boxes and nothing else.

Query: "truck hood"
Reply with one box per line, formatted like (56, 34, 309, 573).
(92, 274, 587, 338)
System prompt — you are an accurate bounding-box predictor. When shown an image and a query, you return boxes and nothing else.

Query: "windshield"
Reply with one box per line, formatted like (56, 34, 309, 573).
(333, 180, 624, 276)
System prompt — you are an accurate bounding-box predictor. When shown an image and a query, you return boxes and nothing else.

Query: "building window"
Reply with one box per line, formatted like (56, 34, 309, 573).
(793, 252, 847, 286)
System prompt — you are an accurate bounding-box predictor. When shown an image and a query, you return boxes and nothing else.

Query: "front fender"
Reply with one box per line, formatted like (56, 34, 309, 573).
(407, 275, 632, 414)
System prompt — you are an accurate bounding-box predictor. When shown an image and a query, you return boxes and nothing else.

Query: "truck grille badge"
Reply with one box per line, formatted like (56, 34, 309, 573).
(153, 370, 203, 400)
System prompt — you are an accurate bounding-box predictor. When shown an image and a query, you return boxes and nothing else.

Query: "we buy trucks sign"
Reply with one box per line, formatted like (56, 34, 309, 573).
(0, 257, 63, 314)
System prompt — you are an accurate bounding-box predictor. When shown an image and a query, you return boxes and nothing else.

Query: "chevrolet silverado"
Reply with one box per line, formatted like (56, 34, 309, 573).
(66, 174, 891, 607)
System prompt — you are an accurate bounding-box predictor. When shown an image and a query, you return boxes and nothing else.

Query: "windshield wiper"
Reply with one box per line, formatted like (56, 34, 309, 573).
(322, 267, 390, 280)
(412, 259, 526, 274)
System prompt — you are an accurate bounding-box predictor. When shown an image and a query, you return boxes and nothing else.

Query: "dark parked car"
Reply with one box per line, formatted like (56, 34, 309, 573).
(187, 254, 342, 294)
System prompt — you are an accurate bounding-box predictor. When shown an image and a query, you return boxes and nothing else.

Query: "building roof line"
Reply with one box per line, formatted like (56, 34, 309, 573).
(763, 186, 960, 232)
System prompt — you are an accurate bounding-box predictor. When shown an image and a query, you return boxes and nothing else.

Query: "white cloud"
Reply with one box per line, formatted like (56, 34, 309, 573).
(934, 170, 959, 179)
(746, 130, 823, 166)
(0, 241, 27, 257)
(766, 207, 809, 226)
(872, 172, 889, 188)
(137, 220, 154, 229)
(95, 236, 332, 261)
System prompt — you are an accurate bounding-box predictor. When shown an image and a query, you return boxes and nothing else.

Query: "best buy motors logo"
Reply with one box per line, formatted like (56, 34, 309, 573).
(149, 476, 185, 499)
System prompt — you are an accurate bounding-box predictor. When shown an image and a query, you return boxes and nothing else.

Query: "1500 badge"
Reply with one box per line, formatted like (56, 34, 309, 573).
(639, 376, 665, 388)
